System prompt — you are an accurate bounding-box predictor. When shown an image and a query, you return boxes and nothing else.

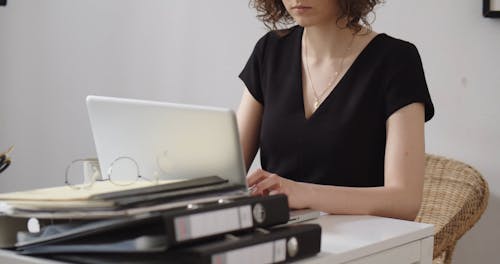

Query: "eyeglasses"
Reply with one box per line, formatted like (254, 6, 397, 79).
(64, 156, 158, 190)
(0, 146, 14, 174)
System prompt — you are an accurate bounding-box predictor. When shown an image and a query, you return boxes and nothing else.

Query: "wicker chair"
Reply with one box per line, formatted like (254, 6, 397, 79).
(415, 154, 489, 264)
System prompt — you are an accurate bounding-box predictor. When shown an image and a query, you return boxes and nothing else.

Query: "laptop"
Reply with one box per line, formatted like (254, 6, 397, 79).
(86, 95, 319, 223)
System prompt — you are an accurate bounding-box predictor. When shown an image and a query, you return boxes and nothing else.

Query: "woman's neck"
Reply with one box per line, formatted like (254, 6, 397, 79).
(303, 20, 355, 60)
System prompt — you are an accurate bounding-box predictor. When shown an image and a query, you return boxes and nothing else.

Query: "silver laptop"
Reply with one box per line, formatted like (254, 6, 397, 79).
(86, 95, 319, 223)
(87, 95, 246, 186)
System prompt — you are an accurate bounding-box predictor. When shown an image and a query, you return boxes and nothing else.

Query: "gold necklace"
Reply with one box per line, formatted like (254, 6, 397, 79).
(304, 30, 355, 110)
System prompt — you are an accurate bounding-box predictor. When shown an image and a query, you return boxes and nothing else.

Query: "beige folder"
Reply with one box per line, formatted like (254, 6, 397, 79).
(0, 180, 181, 202)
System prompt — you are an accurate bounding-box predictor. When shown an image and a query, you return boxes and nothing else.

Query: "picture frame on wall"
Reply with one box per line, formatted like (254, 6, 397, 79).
(484, 0, 500, 17)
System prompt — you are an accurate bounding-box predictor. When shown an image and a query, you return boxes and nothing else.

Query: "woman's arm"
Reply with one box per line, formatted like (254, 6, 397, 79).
(236, 87, 263, 171)
(248, 102, 425, 221)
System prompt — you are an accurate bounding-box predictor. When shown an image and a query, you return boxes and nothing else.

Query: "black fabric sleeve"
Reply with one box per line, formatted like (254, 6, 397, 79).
(384, 43, 434, 122)
(238, 34, 268, 105)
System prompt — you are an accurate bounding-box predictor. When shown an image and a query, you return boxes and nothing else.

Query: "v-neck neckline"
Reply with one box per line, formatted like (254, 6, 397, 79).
(297, 27, 385, 122)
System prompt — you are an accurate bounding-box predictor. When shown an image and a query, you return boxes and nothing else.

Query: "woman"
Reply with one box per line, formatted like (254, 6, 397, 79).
(237, 0, 434, 220)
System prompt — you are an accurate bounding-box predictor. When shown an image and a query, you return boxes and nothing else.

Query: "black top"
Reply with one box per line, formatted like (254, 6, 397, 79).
(239, 26, 434, 187)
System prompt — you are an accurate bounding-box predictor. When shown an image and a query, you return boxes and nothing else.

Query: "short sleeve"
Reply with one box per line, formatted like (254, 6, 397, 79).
(385, 43, 434, 122)
(238, 35, 267, 105)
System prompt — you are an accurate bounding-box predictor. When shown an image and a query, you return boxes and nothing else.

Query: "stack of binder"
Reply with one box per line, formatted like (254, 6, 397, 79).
(0, 177, 322, 263)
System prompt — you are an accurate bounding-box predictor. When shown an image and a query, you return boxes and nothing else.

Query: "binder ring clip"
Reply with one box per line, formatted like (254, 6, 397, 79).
(252, 203, 266, 224)
(287, 236, 299, 257)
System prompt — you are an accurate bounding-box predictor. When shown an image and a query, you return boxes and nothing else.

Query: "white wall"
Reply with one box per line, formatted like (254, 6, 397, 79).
(373, 1, 500, 263)
(0, 0, 266, 191)
(1, 0, 499, 263)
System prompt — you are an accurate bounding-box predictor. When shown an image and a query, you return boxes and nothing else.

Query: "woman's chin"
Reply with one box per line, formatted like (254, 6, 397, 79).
(294, 19, 315, 28)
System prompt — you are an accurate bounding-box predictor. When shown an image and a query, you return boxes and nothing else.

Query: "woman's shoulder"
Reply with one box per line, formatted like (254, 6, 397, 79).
(258, 25, 301, 40)
(253, 25, 302, 52)
(374, 33, 421, 60)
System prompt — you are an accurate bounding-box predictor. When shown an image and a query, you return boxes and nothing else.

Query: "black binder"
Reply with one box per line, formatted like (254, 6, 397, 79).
(47, 224, 321, 264)
(18, 194, 290, 254)
(172, 224, 321, 264)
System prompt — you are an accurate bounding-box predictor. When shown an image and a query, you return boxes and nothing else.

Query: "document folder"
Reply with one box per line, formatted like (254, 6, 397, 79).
(17, 194, 290, 253)
(173, 224, 321, 264)
(0, 176, 243, 217)
(0, 176, 226, 203)
(47, 224, 321, 264)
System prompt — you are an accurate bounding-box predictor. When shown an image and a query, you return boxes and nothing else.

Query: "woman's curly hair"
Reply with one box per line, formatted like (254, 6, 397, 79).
(250, 0, 384, 33)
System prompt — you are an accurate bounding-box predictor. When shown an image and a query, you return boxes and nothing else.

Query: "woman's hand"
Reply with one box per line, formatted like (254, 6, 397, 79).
(246, 169, 309, 209)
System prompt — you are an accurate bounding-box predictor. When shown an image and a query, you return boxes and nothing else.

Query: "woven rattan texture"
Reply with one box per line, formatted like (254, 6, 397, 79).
(415, 154, 489, 264)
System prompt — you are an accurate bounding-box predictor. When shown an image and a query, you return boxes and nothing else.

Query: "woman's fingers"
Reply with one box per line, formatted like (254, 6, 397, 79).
(246, 168, 269, 187)
(246, 169, 305, 209)
(249, 172, 282, 195)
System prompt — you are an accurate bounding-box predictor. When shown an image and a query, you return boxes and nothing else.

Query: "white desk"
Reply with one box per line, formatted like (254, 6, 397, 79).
(299, 215, 434, 264)
(0, 215, 434, 264)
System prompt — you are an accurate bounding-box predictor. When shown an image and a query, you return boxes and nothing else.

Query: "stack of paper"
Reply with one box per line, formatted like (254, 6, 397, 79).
(0, 176, 245, 248)
(0, 176, 242, 219)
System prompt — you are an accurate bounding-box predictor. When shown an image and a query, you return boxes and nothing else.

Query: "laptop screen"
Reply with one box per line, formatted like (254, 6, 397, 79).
(86, 96, 247, 188)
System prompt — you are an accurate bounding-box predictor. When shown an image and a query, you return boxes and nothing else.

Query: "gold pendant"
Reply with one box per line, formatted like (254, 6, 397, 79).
(313, 100, 319, 110)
